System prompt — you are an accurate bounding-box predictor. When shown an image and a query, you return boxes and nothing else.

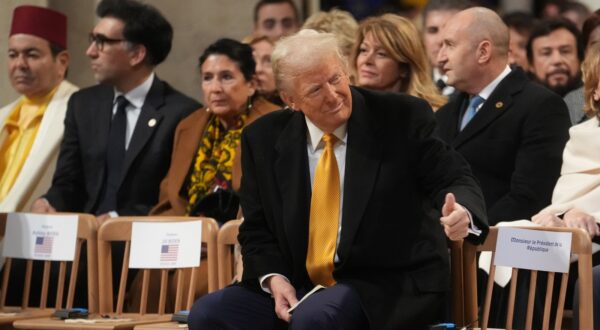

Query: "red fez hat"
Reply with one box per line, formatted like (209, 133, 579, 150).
(10, 5, 67, 49)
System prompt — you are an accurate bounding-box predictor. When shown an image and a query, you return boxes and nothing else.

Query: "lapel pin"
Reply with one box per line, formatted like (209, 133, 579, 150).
(148, 118, 157, 127)
(495, 101, 504, 109)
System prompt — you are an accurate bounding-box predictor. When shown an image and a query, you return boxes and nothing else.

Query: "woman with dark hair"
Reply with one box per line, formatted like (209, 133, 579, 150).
(150, 38, 278, 220)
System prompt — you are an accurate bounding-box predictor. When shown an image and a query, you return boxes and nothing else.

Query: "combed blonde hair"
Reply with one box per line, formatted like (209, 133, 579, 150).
(303, 9, 358, 59)
(582, 42, 600, 118)
(352, 14, 447, 110)
(272, 29, 348, 93)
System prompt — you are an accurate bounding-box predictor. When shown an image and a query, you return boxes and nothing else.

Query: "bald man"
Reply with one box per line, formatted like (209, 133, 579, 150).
(435, 7, 571, 328)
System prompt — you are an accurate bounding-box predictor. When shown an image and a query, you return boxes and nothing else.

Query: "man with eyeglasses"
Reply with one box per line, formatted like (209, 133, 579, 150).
(32, 0, 199, 221)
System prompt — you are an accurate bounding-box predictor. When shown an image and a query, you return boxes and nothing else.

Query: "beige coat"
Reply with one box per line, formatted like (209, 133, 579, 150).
(540, 116, 600, 221)
(0, 80, 78, 212)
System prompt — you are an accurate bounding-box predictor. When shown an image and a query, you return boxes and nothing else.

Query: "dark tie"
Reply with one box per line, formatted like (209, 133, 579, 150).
(436, 78, 446, 91)
(97, 95, 129, 214)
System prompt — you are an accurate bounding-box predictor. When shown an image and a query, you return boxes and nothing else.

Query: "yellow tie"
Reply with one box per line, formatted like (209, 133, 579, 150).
(306, 133, 340, 287)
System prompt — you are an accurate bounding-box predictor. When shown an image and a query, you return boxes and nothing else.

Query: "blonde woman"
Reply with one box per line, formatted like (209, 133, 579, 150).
(353, 14, 447, 110)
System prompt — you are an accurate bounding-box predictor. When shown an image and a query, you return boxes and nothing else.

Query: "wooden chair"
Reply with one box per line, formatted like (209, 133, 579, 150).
(14, 216, 218, 330)
(217, 219, 243, 289)
(463, 227, 593, 330)
(0, 212, 98, 325)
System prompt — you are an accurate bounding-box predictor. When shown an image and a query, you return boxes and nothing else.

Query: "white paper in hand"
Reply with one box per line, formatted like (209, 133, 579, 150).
(287, 285, 325, 314)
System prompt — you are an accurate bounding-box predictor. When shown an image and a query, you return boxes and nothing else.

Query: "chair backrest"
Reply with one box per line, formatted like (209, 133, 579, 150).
(97, 216, 218, 315)
(463, 226, 593, 330)
(217, 219, 242, 289)
(0, 212, 98, 312)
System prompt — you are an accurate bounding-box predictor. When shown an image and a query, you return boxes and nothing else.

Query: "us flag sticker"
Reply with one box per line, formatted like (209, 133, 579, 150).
(34, 236, 54, 254)
(160, 243, 178, 262)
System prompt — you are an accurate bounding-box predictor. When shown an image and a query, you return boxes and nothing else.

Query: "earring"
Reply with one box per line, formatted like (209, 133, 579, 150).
(206, 107, 211, 113)
(246, 96, 253, 111)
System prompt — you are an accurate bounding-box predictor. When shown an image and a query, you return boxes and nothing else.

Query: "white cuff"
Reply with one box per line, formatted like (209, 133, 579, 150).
(259, 273, 290, 294)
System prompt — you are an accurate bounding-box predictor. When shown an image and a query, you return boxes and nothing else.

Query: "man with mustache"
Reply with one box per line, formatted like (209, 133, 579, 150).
(527, 18, 583, 97)
(0, 6, 77, 213)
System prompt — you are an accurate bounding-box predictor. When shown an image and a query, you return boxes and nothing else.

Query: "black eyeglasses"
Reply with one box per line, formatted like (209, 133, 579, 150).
(88, 33, 125, 51)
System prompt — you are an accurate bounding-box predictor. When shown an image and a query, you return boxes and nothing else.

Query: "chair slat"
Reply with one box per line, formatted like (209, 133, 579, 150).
(140, 269, 150, 315)
(525, 270, 538, 330)
(40, 260, 51, 309)
(22, 259, 33, 309)
(174, 269, 184, 311)
(0, 257, 12, 308)
(506, 268, 519, 328)
(542, 272, 555, 329)
(187, 267, 198, 310)
(158, 269, 168, 315)
(482, 253, 497, 330)
(554, 273, 569, 330)
(55, 261, 67, 309)
(116, 241, 131, 314)
(66, 239, 83, 309)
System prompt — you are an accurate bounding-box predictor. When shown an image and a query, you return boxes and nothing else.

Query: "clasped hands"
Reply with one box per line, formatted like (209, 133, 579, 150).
(532, 208, 599, 237)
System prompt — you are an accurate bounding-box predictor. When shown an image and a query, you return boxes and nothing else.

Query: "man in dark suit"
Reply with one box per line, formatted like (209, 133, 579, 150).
(435, 7, 571, 328)
(436, 7, 570, 227)
(31, 0, 199, 219)
(188, 30, 488, 330)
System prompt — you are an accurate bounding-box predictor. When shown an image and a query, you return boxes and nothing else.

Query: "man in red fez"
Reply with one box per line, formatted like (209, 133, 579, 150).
(0, 4, 78, 307)
(0, 5, 77, 212)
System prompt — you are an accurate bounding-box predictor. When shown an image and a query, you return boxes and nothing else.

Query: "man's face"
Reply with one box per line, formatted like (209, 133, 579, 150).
(8, 34, 67, 98)
(437, 16, 478, 93)
(86, 17, 134, 86)
(283, 55, 352, 133)
(254, 3, 299, 41)
(423, 9, 458, 69)
(508, 28, 529, 71)
(530, 28, 580, 95)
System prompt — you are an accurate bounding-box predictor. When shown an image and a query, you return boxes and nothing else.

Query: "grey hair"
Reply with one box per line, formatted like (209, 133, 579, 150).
(465, 7, 510, 58)
(271, 29, 348, 93)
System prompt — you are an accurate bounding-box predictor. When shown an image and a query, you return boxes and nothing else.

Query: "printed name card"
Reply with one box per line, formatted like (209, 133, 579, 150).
(2, 213, 78, 261)
(129, 221, 202, 269)
(494, 227, 572, 273)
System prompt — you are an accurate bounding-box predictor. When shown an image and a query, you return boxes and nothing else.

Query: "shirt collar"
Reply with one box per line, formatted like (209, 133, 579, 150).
(477, 65, 511, 100)
(113, 72, 155, 108)
(305, 116, 347, 152)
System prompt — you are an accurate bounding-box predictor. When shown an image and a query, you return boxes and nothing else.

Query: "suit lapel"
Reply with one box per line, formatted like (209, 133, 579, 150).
(119, 76, 165, 186)
(336, 88, 382, 264)
(274, 111, 311, 266)
(452, 70, 523, 148)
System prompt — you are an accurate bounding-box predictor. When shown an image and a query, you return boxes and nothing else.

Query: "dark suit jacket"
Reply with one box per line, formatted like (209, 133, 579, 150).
(238, 86, 488, 329)
(45, 76, 200, 216)
(436, 69, 571, 225)
(150, 97, 279, 216)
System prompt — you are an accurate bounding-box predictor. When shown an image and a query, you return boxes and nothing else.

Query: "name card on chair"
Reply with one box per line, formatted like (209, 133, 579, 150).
(2, 213, 78, 261)
(495, 227, 572, 273)
(129, 221, 202, 269)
